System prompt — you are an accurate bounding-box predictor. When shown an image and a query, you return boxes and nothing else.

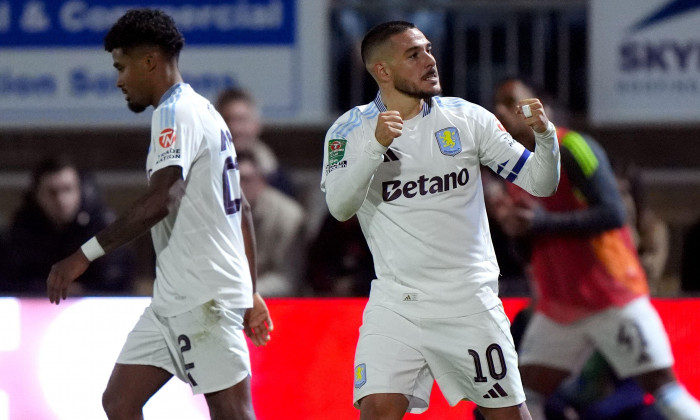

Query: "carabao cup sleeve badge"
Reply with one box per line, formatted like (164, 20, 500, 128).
(354, 363, 367, 388)
(328, 139, 348, 165)
(435, 127, 462, 156)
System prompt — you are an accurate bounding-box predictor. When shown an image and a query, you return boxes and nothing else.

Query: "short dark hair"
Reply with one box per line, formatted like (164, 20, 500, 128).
(31, 155, 78, 190)
(360, 21, 416, 66)
(215, 88, 256, 113)
(496, 76, 566, 126)
(104, 8, 185, 59)
(496, 76, 546, 101)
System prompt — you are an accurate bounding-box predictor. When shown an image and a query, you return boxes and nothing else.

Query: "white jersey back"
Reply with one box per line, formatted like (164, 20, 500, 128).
(147, 83, 252, 317)
(322, 94, 546, 318)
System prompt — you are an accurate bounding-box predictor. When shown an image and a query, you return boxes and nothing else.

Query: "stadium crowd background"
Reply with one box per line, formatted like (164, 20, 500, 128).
(0, 0, 698, 296)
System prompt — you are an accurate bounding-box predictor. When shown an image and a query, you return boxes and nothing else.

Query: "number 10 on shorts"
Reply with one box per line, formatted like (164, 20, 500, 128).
(468, 344, 507, 383)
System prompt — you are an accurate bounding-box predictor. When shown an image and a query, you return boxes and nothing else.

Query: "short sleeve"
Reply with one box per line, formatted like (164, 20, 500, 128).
(150, 103, 202, 179)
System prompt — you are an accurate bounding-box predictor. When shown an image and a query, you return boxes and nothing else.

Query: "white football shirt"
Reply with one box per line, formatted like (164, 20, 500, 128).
(147, 83, 252, 317)
(321, 93, 559, 318)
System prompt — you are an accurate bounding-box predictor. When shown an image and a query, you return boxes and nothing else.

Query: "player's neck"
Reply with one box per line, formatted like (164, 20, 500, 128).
(380, 90, 423, 120)
(151, 66, 184, 107)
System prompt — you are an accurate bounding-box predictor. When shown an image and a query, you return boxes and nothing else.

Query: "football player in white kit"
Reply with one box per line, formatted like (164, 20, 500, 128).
(46, 9, 272, 420)
(321, 21, 560, 420)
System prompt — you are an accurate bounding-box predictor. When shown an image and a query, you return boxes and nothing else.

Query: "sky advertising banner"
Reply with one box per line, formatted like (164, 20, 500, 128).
(589, 0, 700, 126)
(0, 0, 329, 127)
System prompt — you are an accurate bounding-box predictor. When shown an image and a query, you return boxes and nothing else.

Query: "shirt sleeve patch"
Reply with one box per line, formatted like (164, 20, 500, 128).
(328, 139, 347, 165)
(158, 128, 177, 148)
(154, 127, 182, 166)
(354, 363, 367, 388)
(325, 138, 348, 175)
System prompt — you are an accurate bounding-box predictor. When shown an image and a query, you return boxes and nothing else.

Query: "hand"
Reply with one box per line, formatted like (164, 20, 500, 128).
(494, 196, 538, 237)
(244, 292, 273, 346)
(47, 250, 90, 304)
(375, 111, 403, 147)
(517, 99, 550, 133)
(499, 206, 535, 237)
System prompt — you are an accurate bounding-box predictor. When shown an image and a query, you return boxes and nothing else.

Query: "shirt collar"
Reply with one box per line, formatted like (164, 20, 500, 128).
(373, 91, 433, 117)
(158, 83, 187, 106)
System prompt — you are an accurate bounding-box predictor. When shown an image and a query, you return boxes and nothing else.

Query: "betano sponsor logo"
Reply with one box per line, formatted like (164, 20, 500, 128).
(382, 168, 469, 202)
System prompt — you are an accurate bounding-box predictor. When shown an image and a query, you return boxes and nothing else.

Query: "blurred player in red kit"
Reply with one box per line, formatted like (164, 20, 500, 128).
(492, 77, 700, 420)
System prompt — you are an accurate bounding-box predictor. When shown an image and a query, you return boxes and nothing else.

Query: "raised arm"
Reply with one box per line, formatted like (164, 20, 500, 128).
(481, 99, 560, 198)
(510, 99, 560, 197)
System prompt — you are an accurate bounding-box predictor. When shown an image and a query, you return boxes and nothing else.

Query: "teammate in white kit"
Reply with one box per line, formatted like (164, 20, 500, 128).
(321, 21, 560, 420)
(46, 9, 272, 420)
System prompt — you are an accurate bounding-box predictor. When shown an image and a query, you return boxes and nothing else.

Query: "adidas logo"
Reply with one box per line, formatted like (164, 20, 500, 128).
(383, 149, 400, 162)
(402, 293, 418, 301)
(482, 383, 509, 399)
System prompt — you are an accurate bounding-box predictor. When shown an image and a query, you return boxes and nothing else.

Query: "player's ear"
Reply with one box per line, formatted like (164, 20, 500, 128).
(374, 62, 391, 82)
(143, 50, 158, 72)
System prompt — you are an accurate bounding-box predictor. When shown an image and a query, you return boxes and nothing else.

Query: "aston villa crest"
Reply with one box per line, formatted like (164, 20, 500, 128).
(354, 363, 366, 388)
(435, 127, 462, 156)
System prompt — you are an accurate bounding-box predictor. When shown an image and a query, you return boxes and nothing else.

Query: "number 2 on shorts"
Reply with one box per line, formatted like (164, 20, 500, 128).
(178, 334, 198, 386)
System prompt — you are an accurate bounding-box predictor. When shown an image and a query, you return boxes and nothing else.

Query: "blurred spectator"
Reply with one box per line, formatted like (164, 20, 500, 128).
(681, 215, 700, 294)
(237, 151, 305, 297)
(481, 160, 665, 416)
(304, 213, 375, 297)
(614, 163, 672, 295)
(0, 156, 134, 296)
(215, 87, 297, 197)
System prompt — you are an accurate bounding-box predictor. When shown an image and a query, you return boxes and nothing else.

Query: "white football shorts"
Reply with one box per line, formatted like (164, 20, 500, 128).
(116, 299, 251, 394)
(519, 296, 674, 378)
(353, 303, 525, 413)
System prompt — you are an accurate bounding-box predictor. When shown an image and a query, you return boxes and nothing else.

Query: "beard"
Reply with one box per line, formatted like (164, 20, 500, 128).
(127, 100, 148, 113)
(394, 75, 442, 100)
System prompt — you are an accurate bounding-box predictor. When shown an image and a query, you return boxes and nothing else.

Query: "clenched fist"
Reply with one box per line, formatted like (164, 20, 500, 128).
(517, 99, 550, 134)
(375, 111, 403, 147)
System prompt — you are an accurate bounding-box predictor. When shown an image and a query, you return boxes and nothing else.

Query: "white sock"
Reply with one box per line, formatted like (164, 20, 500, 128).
(654, 382, 700, 420)
(523, 387, 546, 420)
